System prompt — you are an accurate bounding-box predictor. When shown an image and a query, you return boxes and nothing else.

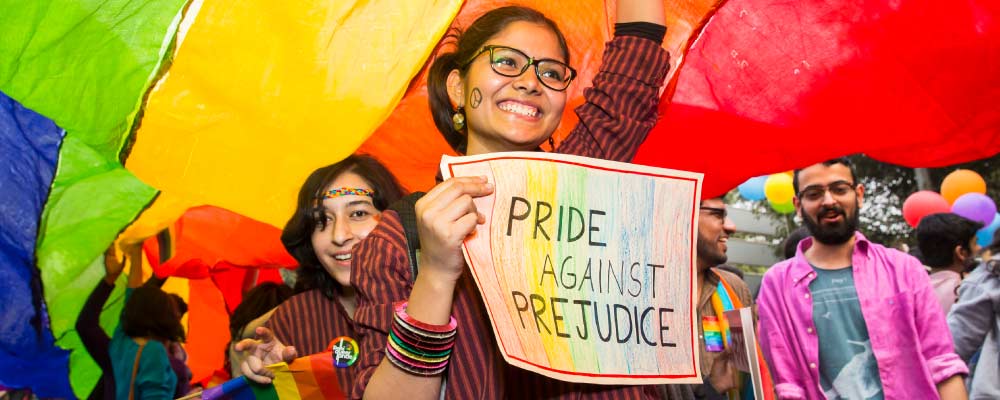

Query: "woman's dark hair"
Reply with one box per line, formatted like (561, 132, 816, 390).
(281, 154, 405, 298)
(122, 285, 186, 343)
(428, 6, 570, 153)
(169, 293, 188, 316)
(229, 282, 292, 340)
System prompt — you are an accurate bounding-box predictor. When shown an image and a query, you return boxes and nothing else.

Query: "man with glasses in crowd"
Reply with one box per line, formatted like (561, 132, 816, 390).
(756, 158, 968, 400)
(660, 197, 751, 399)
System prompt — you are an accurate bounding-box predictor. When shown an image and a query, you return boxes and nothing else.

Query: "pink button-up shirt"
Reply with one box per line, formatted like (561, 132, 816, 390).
(757, 232, 967, 399)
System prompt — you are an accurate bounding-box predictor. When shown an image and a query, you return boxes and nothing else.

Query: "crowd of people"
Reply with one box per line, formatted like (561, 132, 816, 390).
(71, 1, 998, 399)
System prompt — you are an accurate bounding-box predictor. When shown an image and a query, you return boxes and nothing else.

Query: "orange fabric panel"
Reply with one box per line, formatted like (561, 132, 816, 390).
(186, 278, 230, 384)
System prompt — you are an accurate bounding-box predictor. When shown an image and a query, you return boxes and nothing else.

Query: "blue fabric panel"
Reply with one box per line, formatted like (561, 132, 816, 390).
(0, 90, 73, 398)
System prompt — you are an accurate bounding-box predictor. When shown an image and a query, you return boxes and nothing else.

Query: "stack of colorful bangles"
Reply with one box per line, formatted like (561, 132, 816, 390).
(386, 300, 457, 376)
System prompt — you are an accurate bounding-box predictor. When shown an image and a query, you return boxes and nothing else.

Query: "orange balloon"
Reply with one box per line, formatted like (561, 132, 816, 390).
(941, 169, 987, 204)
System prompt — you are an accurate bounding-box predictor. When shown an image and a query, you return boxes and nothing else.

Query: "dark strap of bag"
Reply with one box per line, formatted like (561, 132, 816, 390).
(128, 341, 147, 400)
(386, 192, 426, 282)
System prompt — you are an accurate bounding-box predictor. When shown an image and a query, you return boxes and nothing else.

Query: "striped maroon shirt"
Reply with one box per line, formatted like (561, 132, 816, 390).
(266, 289, 357, 397)
(351, 35, 670, 399)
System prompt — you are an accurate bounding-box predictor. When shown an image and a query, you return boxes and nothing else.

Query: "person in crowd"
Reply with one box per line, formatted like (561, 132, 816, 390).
(660, 198, 753, 399)
(948, 231, 1000, 399)
(235, 155, 404, 397)
(757, 158, 967, 399)
(781, 227, 810, 260)
(77, 246, 126, 400)
(76, 244, 126, 400)
(349, 2, 671, 399)
(90, 241, 185, 399)
(916, 213, 982, 313)
(226, 282, 292, 378)
(78, 243, 186, 400)
(163, 294, 194, 397)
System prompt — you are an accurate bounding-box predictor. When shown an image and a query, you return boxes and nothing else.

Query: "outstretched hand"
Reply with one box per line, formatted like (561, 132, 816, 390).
(234, 327, 298, 384)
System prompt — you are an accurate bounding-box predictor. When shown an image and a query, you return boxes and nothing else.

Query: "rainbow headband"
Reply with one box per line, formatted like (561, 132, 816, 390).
(323, 187, 375, 199)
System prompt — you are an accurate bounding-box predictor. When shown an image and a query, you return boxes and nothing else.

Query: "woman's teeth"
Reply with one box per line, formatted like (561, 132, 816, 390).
(499, 102, 539, 117)
(334, 254, 351, 261)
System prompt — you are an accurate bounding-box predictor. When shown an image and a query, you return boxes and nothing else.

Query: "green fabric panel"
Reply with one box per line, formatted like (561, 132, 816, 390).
(0, 0, 185, 157)
(248, 379, 282, 400)
(39, 138, 158, 397)
(1, 1, 187, 397)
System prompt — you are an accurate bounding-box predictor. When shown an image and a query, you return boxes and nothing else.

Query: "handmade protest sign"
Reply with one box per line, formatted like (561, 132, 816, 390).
(441, 152, 703, 384)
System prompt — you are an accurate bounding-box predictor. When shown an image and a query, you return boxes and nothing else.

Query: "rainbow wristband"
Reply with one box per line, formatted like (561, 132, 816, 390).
(391, 324, 456, 351)
(394, 301, 458, 333)
(385, 301, 458, 377)
(385, 347, 449, 376)
(393, 313, 457, 341)
(387, 336, 452, 363)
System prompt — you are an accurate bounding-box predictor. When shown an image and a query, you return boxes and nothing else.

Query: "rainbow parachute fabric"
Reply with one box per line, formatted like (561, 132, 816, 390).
(1, 0, 998, 398)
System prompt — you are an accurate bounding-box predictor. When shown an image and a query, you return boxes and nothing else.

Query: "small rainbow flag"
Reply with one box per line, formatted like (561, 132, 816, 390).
(702, 316, 725, 352)
(197, 352, 344, 400)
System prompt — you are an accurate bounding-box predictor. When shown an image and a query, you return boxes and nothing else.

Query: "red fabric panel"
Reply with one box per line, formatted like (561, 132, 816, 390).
(156, 205, 298, 278)
(209, 265, 286, 314)
(634, 0, 1000, 198)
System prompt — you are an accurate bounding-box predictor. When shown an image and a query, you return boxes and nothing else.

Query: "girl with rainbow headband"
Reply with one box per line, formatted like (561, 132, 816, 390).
(235, 155, 404, 398)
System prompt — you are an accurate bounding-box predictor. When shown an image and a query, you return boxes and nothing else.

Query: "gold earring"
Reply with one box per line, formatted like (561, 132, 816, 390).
(452, 107, 465, 131)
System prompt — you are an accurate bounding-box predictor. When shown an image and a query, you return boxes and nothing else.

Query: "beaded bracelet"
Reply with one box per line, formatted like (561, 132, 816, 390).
(385, 301, 458, 376)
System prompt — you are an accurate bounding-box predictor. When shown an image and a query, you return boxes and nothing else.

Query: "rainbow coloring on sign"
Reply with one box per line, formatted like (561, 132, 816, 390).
(442, 152, 704, 384)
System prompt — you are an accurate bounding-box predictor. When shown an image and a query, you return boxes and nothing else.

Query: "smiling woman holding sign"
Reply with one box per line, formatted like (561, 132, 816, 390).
(352, 2, 670, 398)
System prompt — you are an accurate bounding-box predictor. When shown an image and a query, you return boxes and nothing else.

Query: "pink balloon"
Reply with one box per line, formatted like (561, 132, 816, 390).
(902, 191, 951, 228)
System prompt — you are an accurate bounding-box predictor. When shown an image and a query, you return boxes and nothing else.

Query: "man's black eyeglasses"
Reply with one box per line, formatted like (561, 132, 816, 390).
(797, 181, 857, 202)
(699, 206, 728, 221)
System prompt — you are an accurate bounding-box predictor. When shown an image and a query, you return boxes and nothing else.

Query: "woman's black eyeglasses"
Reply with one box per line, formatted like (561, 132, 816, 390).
(463, 45, 577, 91)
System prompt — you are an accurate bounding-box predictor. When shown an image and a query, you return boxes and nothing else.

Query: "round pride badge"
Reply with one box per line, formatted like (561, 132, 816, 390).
(330, 336, 359, 368)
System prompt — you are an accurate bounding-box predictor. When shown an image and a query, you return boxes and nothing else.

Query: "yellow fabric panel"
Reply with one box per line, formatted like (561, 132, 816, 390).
(160, 276, 191, 332)
(119, 192, 189, 243)
(126, 0, 463, 228)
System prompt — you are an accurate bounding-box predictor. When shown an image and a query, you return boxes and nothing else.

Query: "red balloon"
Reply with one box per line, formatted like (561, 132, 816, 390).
(902, 191, 951, 228)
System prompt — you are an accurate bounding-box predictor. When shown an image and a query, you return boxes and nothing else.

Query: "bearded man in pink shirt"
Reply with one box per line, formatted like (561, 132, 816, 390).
(756, 158, 968, 400)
